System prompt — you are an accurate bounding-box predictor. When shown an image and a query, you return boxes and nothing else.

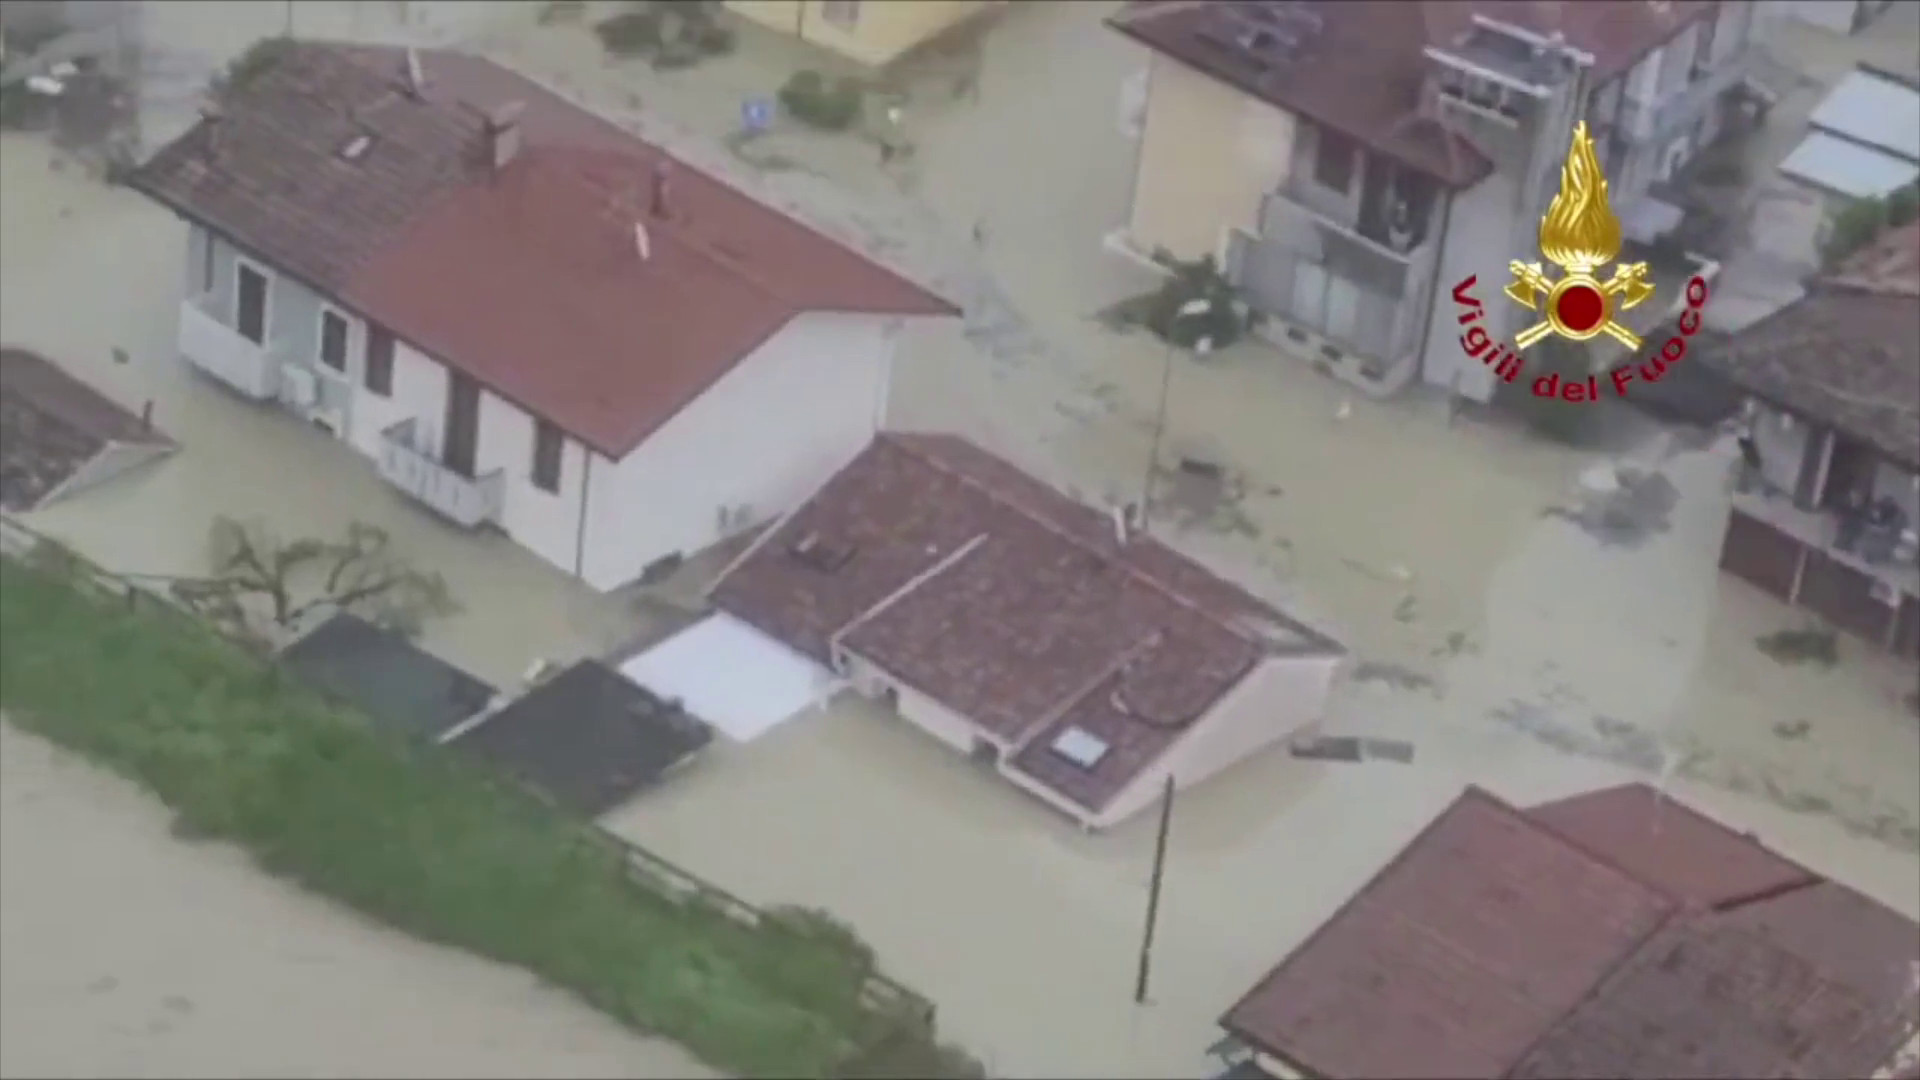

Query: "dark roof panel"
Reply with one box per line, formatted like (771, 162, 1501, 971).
(280, 612, 495, 740)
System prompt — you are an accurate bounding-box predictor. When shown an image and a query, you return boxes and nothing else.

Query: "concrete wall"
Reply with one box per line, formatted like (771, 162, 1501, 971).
(1125, 51, 1296, 264)
(1094, 652, 1341, 829)
(723, 0, 996, 67)
(578, 312, 900, 591)
(1421, 171, 1519, 401)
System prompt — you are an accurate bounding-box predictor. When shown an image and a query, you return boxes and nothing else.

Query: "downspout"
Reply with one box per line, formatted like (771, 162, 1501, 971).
(572, 451, 594, 582)
(1416, 184, 1457, 391)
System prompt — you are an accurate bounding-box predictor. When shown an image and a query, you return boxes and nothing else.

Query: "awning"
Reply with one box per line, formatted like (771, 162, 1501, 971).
(1807, 69, 1920, 164)
(617, 613, 839, 743)
(1618, 195, 1685, 244)
(1778, 131, 1920, 200)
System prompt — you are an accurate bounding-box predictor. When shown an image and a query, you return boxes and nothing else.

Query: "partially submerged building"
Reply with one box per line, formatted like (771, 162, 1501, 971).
(1213, 783, 1920, 1079)
(130, 41, 955, 593)
(0, 347, 174, 513)
(1107, 0, 1764, 400)
(1709, 220, 1919, 659)
(627, 432, 1347, 831)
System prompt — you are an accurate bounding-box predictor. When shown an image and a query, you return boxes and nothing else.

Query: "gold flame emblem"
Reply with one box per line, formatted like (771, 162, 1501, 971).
(1504, 122, 1654, 350)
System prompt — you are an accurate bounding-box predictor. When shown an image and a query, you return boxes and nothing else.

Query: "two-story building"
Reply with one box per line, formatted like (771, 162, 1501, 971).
(1708, 220, 1919, 659)
(1107, 0, 1763, 402)
(722, 0, 1003, 68)
(130, 42, 955, 593)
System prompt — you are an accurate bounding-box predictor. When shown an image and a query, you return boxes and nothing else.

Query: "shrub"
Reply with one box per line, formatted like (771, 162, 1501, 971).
(694, 20, 737, 55)
(595, 10, 664, 57)
(1142, 255, 1244, 351)
(1500, 337, 1601, 445)
(209, 36, 295, 101)
(779, 69, 863, 131)
(1822, 182, 1919, 268)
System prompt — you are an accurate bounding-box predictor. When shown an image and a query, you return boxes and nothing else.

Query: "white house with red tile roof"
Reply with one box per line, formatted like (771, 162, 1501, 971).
(130, 42, 956, 591)
(632, 432, 1346, 830)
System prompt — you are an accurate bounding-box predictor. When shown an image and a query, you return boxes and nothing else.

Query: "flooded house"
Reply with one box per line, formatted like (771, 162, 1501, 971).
(127, 41, 957, 593)
(722, 1, 1006, 68)
(1210, 783, 1920, 1080)
(1710, 220, 1919, 659)
(0, 347, 175, 513)
(625, 432, 1347, 831)
(1105, 0, 1765, 401)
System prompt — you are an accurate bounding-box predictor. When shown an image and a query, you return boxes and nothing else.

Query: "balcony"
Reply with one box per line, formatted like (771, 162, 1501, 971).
(376, 419, 504, 530)
(1260, 186, 1436, 299)
(1731, 485, 1920, 599)
(1618, 53, 1752, 144)
(176, 293, 280, 400)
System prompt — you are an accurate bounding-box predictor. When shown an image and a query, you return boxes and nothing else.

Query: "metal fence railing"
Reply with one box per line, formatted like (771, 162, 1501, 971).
(0, 512, 936, 1029)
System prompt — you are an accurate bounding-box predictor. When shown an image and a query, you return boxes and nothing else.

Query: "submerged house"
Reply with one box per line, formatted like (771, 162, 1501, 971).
(638, 432, 1349, 831)
(1108, 0, 1765, 400)
(130, 42, 956, 592)
(1213, 783, 1920, 1079)
(0, 347, 175, 513)
(1709, 221, 1919, 659)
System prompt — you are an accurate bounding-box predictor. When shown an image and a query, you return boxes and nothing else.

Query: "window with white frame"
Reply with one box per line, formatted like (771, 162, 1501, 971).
(821, 0, 860, 29)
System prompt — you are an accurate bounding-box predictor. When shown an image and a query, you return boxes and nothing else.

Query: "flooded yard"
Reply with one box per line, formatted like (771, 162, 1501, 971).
(0, 721, 709, 1079)
(1, 1, 1916, 1076)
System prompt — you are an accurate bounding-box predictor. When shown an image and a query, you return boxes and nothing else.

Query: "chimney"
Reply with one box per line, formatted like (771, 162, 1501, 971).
(200, 102, 224, 157)
(633, 221, 651, 262)
(485, 101, 524, 173)
(403, 48, 427, 99)
(649, 159, 672, 219)
(1109, 504, 1130, 546)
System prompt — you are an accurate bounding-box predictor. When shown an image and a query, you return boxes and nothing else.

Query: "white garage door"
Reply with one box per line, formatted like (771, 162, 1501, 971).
(618, 613, 839, 743)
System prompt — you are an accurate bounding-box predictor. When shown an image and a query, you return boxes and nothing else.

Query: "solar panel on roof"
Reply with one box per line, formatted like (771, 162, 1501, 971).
(1051, 726, 1111, 770)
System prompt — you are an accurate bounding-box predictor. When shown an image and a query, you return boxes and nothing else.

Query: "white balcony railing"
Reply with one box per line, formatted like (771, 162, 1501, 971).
(177, 294, 279, 400)
(376, 419, 504, 530)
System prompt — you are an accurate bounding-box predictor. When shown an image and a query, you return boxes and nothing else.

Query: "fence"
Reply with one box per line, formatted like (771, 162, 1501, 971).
(0, 512, 937, 1030)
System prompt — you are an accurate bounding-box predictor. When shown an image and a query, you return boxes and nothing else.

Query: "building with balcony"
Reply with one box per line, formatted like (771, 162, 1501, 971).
(722, 0, 1004, 68)
(130, 42, 955, 592)
(1106, 1, 1764, 402)
(1707, 221, 1919, 660)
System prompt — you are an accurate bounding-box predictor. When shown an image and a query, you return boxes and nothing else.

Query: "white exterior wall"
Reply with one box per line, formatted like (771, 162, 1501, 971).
(1092, 652, 1341, 829)
(346, 340, 588, 577)
(843, 652, 986, 754)
(1422, 172, 1521, 401)
(578, 312, 900, 592)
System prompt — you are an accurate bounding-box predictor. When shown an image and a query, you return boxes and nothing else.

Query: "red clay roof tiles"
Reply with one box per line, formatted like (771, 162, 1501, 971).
(1224, 783, 1920, 1080)
(709, 433, 1342, 811)
(131, 42, 956, 458)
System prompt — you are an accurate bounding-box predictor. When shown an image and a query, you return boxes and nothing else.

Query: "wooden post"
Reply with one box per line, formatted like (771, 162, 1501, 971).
(1134, 774, 1176, 1004)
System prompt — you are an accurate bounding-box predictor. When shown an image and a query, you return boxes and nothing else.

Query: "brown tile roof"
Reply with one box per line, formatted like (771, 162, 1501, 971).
(709, 433, 1343, 812)
(1221, 787, 1678, 1079)
(1705, 224, 1920, 471)
(130, 43, 956, 458)
(1223, 782, 1920, 1080)
(1108, 1, 1713, 189)
(1, 348, 173, 513)
(1527, 782, 1817, 909)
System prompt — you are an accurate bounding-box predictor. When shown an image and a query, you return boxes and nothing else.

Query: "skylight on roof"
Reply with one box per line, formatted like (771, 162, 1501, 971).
(337, 132, 375, 162)
(1051, 726, 1110, 770)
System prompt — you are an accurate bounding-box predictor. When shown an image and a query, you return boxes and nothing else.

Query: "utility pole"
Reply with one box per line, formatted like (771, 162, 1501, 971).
(1140, 299, 1215, 534)
(1134, 774, 1176, 1005)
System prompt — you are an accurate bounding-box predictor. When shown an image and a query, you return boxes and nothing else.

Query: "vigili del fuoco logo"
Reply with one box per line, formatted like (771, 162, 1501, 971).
(1449, 121, 1712, 404)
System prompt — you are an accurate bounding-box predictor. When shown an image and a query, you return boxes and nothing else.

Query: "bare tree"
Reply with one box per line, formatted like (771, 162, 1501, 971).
(170, 516, 457, 643)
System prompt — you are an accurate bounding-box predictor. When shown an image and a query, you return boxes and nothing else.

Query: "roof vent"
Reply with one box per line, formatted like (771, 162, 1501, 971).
(633, 221, 651, 262)
(485, 100, 524, 173)
(788, 531, 856, 572)
(1050, 726, 1111, 770)
(649, 159, 673, 219)
(337, 131, 375, 162)
(402, 47, 427, 98)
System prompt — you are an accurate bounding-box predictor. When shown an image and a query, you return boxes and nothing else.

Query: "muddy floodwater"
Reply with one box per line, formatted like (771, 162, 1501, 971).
(0, 722, 711, 1080)
(2, 1, 1917, 1077)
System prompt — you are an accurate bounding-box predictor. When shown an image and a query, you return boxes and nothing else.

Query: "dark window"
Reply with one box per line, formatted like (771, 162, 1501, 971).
(364, 325, 394, 396)
(200, 234, 216, 294)
(532, 420, 563, 493)
(320, 310, 349, 372)
(236, 263, 268, 344)
(1314, 129, 1357, 193)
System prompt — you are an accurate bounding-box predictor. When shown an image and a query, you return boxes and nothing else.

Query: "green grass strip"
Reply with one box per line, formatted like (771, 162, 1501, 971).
(0, 552, 982, 1078)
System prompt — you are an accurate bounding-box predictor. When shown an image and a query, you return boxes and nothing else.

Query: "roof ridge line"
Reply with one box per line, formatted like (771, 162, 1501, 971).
(883, 435, 1270, 651)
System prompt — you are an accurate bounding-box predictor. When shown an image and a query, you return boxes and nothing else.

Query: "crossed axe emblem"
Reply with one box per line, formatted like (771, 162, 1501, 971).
(1504, 261, 1655, 351)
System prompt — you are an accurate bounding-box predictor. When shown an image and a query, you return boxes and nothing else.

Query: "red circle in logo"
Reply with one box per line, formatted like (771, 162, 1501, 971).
(1555, 284, 1606, 333)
